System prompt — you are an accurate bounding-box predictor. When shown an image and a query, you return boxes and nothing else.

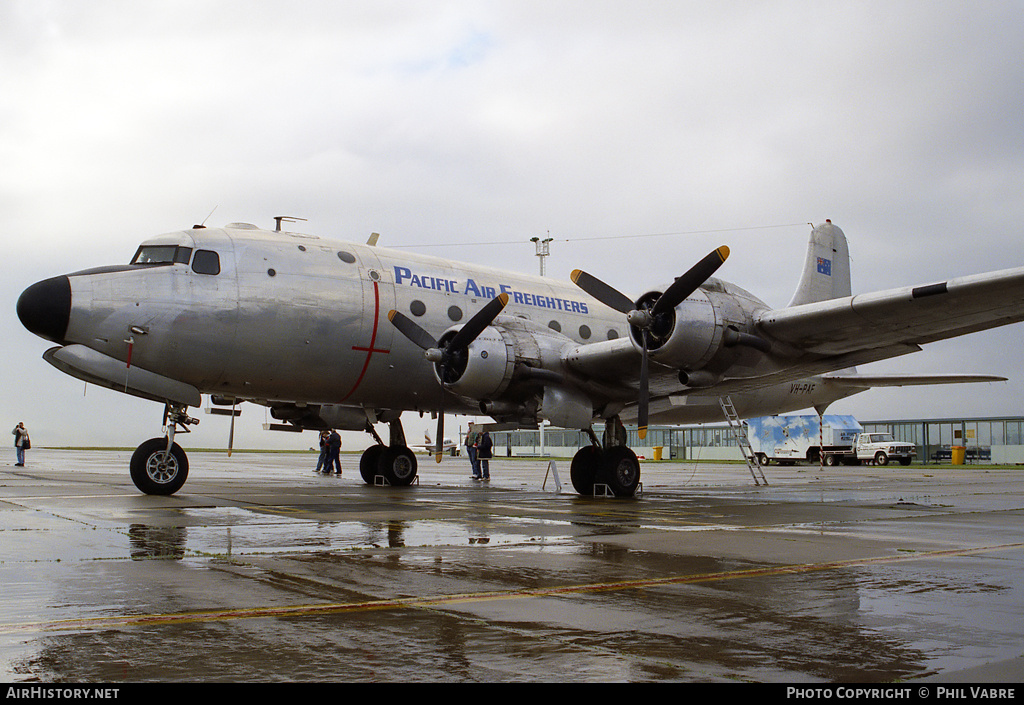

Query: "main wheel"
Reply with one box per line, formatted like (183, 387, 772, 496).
(378, 446, 418, 486)
(130, 437, 189, 495)
(359, 444, 386, 484)
(570, 446, 601, 495)
(602, 446, 641, 497)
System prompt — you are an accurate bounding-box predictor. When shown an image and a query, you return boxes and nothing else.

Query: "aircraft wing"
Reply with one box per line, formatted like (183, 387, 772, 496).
(758, 266, 1024, 356)
(822, 372, 1006, 388)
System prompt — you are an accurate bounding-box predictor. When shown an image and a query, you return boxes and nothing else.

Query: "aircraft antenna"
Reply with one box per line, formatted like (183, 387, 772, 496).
(194, 206, 218, 229)
(274, 216, 307, 232)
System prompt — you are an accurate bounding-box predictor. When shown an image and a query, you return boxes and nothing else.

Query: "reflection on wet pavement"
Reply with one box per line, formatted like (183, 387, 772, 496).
(1, 450, 1022, 682)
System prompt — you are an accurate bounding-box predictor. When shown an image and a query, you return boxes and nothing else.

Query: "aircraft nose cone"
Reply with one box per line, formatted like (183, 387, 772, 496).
(17, 275, 71, 344)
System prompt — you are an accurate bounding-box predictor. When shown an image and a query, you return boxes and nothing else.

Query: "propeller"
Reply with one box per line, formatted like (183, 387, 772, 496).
(228, 399, 237, 457)
(389, 292, 509, 462)
(571, 246, 730, 439)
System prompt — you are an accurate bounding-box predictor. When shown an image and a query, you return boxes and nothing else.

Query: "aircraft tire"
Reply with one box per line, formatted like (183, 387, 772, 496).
(570, 446, 601, 495)
(603, 446, 641, 497)
(360, 445, 385, 484)
(130, 437, 189, 496)
(379, 446, 418, 486)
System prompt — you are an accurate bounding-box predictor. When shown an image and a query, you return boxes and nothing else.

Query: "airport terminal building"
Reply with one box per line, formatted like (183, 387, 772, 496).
(489, 415, 1024, 464)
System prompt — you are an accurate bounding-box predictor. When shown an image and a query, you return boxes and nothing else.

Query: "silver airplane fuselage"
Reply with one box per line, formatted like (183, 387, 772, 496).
(20, 223, 857, 425)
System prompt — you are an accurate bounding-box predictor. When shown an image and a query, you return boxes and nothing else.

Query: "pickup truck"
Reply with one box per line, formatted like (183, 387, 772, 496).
(821, 432, 916, 466)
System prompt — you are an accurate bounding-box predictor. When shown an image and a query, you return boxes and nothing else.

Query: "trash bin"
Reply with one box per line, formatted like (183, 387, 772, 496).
(951, 446, 966, 464)
(653, 446, 663, 460)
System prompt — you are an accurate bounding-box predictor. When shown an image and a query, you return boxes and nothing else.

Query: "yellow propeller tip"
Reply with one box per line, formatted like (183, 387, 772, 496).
(717, 245, 730, 260)
(638, 427, 648, 440)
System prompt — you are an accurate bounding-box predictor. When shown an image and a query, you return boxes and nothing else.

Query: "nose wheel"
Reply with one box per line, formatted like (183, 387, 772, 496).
(130, 437, 189, 495)
(129, 403, 196, 496)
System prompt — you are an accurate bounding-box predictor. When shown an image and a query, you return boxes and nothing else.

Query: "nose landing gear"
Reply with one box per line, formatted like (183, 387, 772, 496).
(129, 404, 198, 495)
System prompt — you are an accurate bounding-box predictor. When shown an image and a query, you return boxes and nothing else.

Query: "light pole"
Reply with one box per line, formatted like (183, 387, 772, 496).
(531, 234, 553, 277)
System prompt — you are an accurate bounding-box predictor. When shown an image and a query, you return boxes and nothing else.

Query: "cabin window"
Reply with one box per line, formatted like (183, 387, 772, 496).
(192, 250, 221, 275)
(131, 245, 192, 265)
(410, 300, 426, 317)
(607, 329, 619, 340)
(548, 320, 562, 332)
(448, 306, 463, 322)
(578, 325, 592, 340)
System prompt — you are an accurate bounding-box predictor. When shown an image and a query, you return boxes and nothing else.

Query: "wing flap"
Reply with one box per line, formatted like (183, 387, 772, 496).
(823, 373, 1006, 388)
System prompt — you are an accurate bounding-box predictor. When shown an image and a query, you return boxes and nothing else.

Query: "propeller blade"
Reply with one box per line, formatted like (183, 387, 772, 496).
(637, 333, 649, 440)
(388, 309, 438, 351)
(227, 400, 237, 457)
(435, 410, 445, 463)
(653, 246, 730, 316)
(447, 292, 509, 351)
(570, 269, 634, 314)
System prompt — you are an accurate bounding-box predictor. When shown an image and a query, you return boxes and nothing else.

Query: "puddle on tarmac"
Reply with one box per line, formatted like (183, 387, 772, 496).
(127, 509, 580, 559)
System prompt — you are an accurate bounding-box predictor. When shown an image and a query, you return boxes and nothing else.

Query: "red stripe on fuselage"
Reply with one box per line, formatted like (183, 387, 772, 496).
(339, 280, 390, 402)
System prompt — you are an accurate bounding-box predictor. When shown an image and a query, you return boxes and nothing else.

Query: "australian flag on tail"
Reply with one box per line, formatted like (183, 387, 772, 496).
(817, 257, 832, 276)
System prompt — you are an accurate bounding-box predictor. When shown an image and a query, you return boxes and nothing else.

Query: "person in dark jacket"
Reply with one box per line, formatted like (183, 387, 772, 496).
(328, 430, 342, 475)
(315, 430, 330, 473)
(477, 431, 493, 480)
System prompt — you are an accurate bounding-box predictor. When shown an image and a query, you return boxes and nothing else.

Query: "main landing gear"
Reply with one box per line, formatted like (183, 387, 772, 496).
(130, 403, 198, 496)
(569, 418, 641, 498)
(358, 418, 418, 486)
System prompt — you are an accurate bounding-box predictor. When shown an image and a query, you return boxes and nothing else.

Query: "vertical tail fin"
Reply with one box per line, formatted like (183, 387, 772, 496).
(788, 220, 851, 307)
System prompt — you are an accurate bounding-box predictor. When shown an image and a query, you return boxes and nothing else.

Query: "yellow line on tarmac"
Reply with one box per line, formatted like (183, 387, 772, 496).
(3, 542, 1020, 635)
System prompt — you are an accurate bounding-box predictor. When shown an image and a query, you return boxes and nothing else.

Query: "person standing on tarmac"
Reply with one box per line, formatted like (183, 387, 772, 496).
(12, 422, 29, 467)
(465, 422, 482, 479)
(328, 429, 342, 475)
(315, 430, 330, 473)
(477, 430, 493, 480)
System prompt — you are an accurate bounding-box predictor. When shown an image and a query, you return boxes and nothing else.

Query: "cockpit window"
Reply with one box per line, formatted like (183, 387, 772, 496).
(131, 245, 192, 265)
(191, 249, 221, 275)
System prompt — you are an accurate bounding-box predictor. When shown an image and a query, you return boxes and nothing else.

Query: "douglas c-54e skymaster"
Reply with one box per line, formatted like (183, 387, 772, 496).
(16, 219, 1024, 497)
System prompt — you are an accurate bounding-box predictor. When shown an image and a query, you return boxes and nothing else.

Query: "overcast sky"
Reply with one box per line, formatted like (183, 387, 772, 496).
(3, 1, 1024, 453)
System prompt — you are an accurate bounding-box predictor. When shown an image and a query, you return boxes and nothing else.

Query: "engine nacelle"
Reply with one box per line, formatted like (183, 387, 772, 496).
(631, 288, 722, 370)
(435, 325, 516, 400)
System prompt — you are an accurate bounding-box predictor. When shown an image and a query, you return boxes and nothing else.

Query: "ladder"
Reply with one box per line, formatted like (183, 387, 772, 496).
(720, 396, 768, 486)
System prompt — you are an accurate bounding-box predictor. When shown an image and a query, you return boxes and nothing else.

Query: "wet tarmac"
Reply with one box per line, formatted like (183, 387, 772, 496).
(0, 449, 1021, 683)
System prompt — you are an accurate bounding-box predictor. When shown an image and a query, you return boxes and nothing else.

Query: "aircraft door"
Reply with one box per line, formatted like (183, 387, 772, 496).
(332, 245, 398, 405)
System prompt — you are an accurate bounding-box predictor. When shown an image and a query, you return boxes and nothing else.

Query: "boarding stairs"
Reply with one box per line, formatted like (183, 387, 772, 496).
(720, 396, 768, 486)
